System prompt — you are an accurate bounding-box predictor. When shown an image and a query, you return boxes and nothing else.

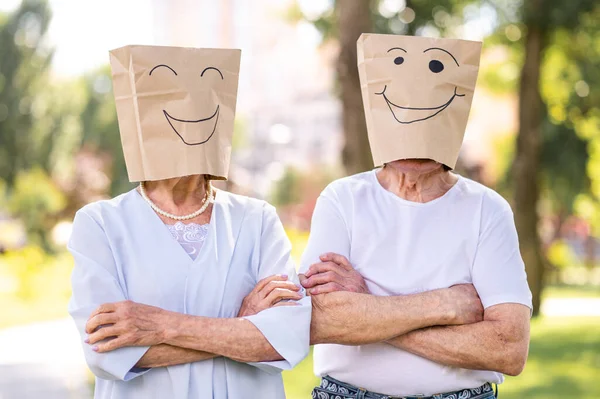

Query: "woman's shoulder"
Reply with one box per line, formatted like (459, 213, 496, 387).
(216, 189, 274, 218)
(75, 190, 137, 225)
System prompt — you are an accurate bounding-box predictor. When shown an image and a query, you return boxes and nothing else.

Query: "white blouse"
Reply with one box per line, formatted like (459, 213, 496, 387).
(68, 189, 311, 399)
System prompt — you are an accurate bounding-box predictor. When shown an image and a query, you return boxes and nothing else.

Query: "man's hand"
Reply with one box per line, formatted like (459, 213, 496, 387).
(300, 253, 370, 295)
(85, 301, 168, 353)
(237, 274, 302, 317)
(441, 284, 484, 325)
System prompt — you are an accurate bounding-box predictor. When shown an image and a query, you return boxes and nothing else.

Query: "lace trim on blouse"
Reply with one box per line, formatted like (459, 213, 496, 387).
(166, 221, 209, 260)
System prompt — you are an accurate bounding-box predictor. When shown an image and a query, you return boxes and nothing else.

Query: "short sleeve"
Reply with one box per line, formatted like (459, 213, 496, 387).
(242, 203, 311, 374)
(68, 210, 150, 381)
(298, 187, 351, 275)
(471, 203, 533, 311)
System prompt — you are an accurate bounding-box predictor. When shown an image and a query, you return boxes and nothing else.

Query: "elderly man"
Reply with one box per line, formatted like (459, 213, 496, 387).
(299, 34, 532, 399)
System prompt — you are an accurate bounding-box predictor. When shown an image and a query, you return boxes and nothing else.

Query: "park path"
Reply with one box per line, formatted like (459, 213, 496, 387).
(0, 319, 91, 399)
(0, 297, 598, 398)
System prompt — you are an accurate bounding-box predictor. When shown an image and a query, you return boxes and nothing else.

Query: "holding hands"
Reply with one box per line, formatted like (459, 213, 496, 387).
(237, 274, 303, 317)
(300, 253, 370, 295)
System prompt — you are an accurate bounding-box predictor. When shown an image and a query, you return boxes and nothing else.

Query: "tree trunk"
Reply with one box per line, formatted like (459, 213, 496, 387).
(335, 0, 374, 175)
(513, 0, 547, 316)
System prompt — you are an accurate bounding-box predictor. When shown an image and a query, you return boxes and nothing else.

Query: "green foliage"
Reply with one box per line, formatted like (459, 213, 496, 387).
(7, 168, 66, 250)
(537, 6, 600, 221)
(297, 0, 483, 42)
(270, 166, 339, 208)
(478, 45, 523, 95)
(271, 167, 302, 207)
(0, 0, 54, 186)
(77, 66, 132, 196)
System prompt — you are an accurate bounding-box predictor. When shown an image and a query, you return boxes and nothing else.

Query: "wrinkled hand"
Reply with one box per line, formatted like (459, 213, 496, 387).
(300, 253, 370, 295)
(85, 301, 168, 353)
(237, 274, 303, 317)
(444, 284, 484, 325)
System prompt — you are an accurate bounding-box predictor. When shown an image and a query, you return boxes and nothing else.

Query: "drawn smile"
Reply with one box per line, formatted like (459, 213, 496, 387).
(376, 85, 465, 124)
(163, 105, 220, 146)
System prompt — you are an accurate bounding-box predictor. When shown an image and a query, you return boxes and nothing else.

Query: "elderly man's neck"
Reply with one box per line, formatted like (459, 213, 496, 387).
(377, 159, 458, 203)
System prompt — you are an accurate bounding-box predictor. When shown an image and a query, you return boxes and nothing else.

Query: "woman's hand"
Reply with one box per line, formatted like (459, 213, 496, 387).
(237, 274, 303, 317)
(300, 253, 370, 295)
(85, 301, 169, 353)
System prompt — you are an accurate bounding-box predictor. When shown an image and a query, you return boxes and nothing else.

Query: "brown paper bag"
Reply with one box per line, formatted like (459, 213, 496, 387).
(109, 45, 241, 181)
(357, 34, 482, 168)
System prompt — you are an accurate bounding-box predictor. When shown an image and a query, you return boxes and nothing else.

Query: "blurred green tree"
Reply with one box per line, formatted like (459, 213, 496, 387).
(271, 167, 302, 207)
(0, 0, 54, 186)
(503, 0, 598, 314)
(77, 67, 132, 196)
(7, 168, 66, 250)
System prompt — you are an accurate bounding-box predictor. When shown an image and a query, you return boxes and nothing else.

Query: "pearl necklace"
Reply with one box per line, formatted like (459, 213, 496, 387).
(139, 181, 214, 221)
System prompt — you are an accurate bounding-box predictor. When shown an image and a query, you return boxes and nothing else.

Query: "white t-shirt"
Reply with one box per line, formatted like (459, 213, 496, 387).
(299, 170, 532, 397)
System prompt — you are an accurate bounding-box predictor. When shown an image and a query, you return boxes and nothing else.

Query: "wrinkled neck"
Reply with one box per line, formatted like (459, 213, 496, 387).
(376, 164, 457, 203)
(143, 175, 208, 207)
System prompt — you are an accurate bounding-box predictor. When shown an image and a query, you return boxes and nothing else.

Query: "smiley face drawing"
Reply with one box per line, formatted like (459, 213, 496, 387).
(148, 63, 224, 146)
(109, 45, 241, 182)
(375, 47, 465, 124)
(357, 34, 482, 169)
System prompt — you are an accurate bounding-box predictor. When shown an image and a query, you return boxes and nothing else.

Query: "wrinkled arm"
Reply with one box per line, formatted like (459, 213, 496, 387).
(135, 345, 217, 368)
(309, 289, 454, 345)
(388, 303, 530, 376)
(162, 314, 282, 363)
(388, 202, 533, 376)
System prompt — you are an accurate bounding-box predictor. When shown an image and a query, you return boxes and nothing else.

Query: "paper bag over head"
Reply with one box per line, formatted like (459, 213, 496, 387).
(109, 45, 241, 182)
(357, 34, 482, 169)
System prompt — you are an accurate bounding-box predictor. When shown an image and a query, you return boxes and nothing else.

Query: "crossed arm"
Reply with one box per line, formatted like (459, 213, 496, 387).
(86, 275, 303, 368)
(386, 303, 530, 376)
(301, 253, 531, 376)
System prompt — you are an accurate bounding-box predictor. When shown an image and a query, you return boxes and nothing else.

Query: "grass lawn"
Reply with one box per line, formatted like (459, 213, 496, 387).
(543, 285, 600, 299)
(283, 316, 600, 399)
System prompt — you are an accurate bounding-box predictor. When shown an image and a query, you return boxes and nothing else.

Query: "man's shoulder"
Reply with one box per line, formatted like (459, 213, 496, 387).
(457, 176, 513, 216)
(321, 170, 376, 200)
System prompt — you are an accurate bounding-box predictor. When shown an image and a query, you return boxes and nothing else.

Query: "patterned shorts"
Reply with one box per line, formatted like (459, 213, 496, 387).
(311, 375, 496, 399)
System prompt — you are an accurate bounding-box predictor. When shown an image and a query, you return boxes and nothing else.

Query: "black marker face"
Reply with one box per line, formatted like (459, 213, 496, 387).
(149, 64, 224, 146)
(376, 46, 464, 124)
(429, 60, 444, 73)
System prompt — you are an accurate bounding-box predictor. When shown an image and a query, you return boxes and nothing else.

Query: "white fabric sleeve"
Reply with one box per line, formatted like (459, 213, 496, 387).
(471, 205, 533, 311)
(67, 210, 150, 381)
(242, 203, 311, 375)
(298, 189, 351, 275)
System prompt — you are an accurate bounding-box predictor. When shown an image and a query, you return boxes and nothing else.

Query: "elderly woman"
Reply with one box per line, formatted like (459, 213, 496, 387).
(68, 45, 310, 399)
(298, 35, 532, 399)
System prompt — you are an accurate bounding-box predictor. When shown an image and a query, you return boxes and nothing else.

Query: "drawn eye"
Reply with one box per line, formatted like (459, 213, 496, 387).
(394, 56, 404, 65)
(201, 67, 224, 80)
(149, 64, 177, 76)
(429, 60, 444, 73)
